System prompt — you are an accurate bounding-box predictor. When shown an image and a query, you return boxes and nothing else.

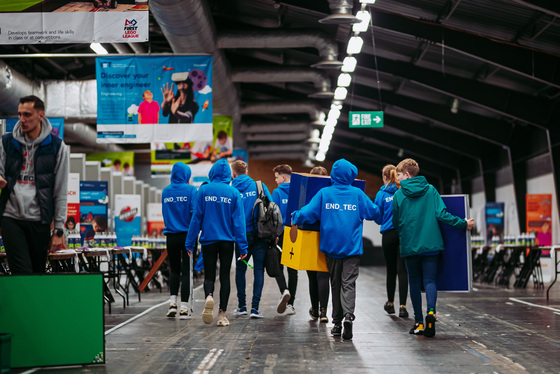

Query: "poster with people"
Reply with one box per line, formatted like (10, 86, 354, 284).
(526, 194, 552, 246)
(150, 115, 233, 177)
(86, 151, 135, 176)
(80, 181, 109, 247)
(65, 173, 81, 244)
(114, 194, 142, 247)
(96, 56, 213, 143)
(0, 1, 148, 44)
(5, 117, 64, 139)
(147, 203, 164, 237)
(485, 202, 505, 244)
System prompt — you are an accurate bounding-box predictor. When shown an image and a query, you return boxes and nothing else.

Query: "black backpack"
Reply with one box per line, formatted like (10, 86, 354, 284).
(251, 181, 284, 241)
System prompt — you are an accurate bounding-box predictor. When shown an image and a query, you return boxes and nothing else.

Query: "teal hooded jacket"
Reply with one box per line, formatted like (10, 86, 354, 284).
(392, 176, 467, 257)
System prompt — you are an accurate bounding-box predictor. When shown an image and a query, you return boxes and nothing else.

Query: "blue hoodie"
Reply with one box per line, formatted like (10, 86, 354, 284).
(272, 182, 290, 226)
(231, 174, 273, 233)
(373, 183, 398, 234)
(185, 159, 248, 254)
(292, 159, 380, 259)
(161, 162, 197, 234)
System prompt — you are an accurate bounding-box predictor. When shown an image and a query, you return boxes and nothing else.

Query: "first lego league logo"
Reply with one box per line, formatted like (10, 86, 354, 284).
(123, 19, 139, 39)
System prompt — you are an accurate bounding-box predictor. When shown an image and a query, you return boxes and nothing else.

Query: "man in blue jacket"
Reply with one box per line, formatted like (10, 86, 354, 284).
(186, 159, 248, 327)
(231, 160, 273, 319)
(292, 159, 380, 340)
(162, 162, 197, 320)
(271, 164, 298, 315)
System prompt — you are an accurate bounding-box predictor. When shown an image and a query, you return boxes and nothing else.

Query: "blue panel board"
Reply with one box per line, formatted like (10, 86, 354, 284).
(438, 195, 472, 292)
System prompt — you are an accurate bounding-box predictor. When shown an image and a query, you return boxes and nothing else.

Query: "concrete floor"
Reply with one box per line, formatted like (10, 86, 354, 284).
(12, 265, 560, 373)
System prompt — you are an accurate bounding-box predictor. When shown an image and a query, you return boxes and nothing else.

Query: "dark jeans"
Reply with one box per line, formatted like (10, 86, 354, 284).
(382, 229, 408, 306)
(166, 232, 191, 303)
(404, 254, 439, 323)
(202, 241, 234, 311)
(275, 234, 298, 305)
(307, 270, 329, 310)
(326, 255, 361, 325)
(235, 233, 267, 310)
(3, 217, 51, 274)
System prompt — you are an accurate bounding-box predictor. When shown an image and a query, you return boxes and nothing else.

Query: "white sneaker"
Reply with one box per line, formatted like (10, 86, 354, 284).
(167, 303, 177, 318)
(217, 310, 230, 326)
(233, 306, 248, 316)
(277, 289, 290, 314)
(286, 304, 296, 315)
(179, 308, 192, 320)
(202, 295, 214, 324)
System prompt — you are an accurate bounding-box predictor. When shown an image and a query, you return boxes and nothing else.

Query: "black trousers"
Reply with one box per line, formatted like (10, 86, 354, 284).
(3, 217, 51, 274)
(166, 232, 191, 303)
(307, 270, 330, 311)
(382, 229, 408, 306)
(202, 241, 234, 311)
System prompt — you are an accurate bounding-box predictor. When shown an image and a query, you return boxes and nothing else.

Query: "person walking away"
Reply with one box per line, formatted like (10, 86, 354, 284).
(392, 158, 474, 337)
(162, 162, 197, 319)
(185, 159, 248, 326)
(373, 164, 409, 318)
(0, 95, 69, 274)
(292, 159, 380, 340)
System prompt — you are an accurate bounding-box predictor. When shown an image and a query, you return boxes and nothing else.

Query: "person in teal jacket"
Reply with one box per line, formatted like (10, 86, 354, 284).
(185, 158, 248, 327)
(392, 158, 474, 338)
(292, 159, 380, 340)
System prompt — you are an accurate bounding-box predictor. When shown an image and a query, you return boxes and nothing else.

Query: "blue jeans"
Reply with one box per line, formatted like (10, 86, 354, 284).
(404, 254, 439, 323)
(235, 233, 267, 310)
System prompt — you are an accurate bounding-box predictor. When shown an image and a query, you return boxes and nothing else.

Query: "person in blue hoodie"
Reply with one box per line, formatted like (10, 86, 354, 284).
(373, 164, 409, 319)
(231, 160, 273, 319)
(292, 159, 380, 340)
(186, 158, 248, 327)
(162, 162, 197, 320)
(271, 164, 298, 316)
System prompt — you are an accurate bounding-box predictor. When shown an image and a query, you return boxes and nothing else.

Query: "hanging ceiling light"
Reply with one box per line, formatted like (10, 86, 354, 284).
(353, 10, 371, 33)
(337, 73, 352, 87)
(334, 87, 348, 100)
(346, 36, 364, 54)
(341, 56, 357, 73)
(90, 43, 108, 55)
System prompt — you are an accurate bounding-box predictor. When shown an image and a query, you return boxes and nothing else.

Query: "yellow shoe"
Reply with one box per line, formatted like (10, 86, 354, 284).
(202, 295, 214, 324)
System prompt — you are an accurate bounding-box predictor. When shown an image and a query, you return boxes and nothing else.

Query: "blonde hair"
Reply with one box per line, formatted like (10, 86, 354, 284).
(310, 166, 328, 176)
(396, 158, 419, 177)
(231, 160, 247, 176)
(382, 164, 399, 188)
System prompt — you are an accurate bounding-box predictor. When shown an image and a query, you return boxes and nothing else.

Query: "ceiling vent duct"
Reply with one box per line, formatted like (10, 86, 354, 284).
(319, 0, 360, 24)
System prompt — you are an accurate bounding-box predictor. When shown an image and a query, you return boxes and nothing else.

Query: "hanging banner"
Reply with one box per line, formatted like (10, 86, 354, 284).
(485, 202, 505, 244)
(96, 56, 213, 143)
(5, 117, 64, 139)
(526, 194, 552, 246)
(66, 173, 81, 241)
(0, 1, 149, 44)
(150, 115, 231, 177)
(114, 194, 142, 247)
(147, 203, 164, 237)
(80, 181, 109, 247)
(86, 151, 135, 176)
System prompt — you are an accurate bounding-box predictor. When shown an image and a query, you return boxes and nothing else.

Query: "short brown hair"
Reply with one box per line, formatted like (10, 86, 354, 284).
(231, 160, 248, 176)
(310, 166, 328, 176)
(19, 95, 45, 111)
(396, 158, 419, 177)
(273, 164, 292, 176)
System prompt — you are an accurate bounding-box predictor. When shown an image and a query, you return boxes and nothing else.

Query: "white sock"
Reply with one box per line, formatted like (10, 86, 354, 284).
(181, 302, 189, 311)
(169, 295, 177, 305)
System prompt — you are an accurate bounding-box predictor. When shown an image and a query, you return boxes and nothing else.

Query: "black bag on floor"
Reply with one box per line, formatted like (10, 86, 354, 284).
(265, 243, 282, 278)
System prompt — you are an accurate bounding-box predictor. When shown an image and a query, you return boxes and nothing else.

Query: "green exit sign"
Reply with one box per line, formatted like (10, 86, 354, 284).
(349, 111, 384, 128)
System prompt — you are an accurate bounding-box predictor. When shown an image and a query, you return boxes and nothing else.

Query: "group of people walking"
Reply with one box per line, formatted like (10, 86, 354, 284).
(161, 157, 473, 340)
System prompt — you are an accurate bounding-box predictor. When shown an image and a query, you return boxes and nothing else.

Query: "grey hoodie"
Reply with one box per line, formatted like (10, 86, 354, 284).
(0, 118, 69, 229)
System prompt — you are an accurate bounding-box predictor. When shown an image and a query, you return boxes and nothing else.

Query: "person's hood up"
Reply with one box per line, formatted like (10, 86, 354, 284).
(208, 158, 232, 183)
(12, 117, 52, 144)
(170, 162, 191, 184)
(231, 174, 254, 192)
(330, 158, 357, 185)
(400, 176, 430, 198)
(380, 183, 398, 195)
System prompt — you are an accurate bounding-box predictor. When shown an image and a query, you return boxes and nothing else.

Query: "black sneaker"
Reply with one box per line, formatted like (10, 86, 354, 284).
(409, 322, 424, 335)
(331, 324, 342, 336)
(319, 307, 329, 323)
(424, 313, 436, 338)
(342, 318, 353, 340)
(384, 302, 395, 315)
(398, 306, 409, 318)
(309, 307, 319, 321)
